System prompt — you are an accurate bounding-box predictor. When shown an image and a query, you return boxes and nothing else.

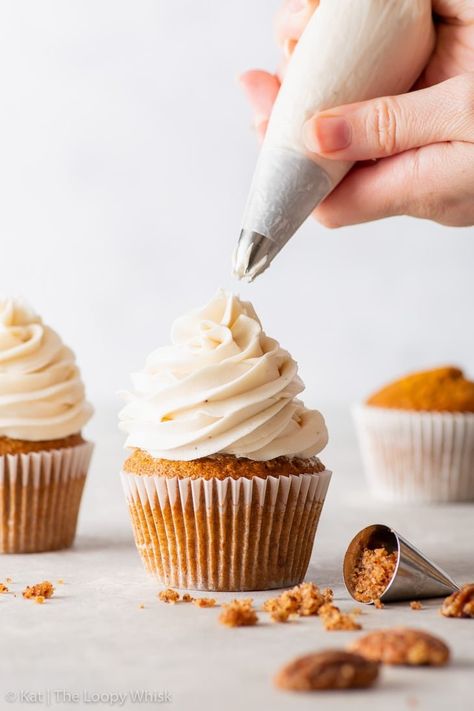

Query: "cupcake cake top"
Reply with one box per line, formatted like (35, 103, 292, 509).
(366, 366, 474, 412)
(0, 297, 93, 441)
(119, 290, 328, 461)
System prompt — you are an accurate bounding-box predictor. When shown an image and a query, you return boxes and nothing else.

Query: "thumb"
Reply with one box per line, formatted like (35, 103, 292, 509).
(303, 73, 474, 161)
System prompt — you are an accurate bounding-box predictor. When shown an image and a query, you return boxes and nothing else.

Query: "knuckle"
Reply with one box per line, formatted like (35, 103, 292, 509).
(368, 98, 400, 155)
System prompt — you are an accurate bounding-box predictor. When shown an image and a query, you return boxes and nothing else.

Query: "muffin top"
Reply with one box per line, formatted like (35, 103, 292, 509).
(366, 366, 474, 412)
(0, 297, 93, 441)
(123, 450, 326, 479)
(119, 290, 328, 461)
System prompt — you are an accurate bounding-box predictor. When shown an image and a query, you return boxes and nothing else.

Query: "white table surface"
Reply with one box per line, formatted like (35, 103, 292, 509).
(2, 405, 473, 711)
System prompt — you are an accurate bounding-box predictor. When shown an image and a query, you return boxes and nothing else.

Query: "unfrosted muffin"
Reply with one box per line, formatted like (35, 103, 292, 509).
(119, 290, 331, 591)
(354, 366, 474, 502)
(0, 298, 93, 552)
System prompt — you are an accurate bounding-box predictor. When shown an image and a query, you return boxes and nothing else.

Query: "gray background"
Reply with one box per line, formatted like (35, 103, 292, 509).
(0, 0, 472, 412)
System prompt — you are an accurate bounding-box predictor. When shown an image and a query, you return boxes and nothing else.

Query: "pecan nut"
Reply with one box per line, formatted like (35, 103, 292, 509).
(349, 628, 450, 666)
(441, 583, 474, 618)
(274, 650, 379, 691)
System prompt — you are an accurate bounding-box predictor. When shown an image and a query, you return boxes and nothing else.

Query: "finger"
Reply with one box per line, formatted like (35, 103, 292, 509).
(275, 0, 319, 47)
(239, 70, 280, 129)
(303, 73, 474, 162)
(432, 0, 474, 24)
(313, 156, 412, 227)
(313, 142, 473, 228)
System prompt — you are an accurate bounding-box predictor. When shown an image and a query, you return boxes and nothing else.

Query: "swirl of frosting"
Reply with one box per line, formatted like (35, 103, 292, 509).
(0, 298, 93, 441)
(119, 290, 327, 461)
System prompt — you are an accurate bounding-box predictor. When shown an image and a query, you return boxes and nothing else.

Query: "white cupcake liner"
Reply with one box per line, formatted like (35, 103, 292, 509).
(353, 404, 474, 503)
(121, 468, 331, 591)
(0, 441, 94, 553)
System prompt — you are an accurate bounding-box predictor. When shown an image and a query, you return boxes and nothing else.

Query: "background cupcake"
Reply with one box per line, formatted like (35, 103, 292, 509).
(0, 298, 93, 553)
(354, 366, 474, 503)
(119, 290, 331, 591)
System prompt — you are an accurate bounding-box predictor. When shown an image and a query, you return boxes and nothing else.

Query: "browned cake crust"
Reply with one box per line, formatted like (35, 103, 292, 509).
(123, 449, 325, 479)
(0, 433, 85, 456)
(366, 366, 474, 412)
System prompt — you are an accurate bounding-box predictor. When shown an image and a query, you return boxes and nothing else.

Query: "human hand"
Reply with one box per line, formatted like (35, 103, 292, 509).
(240, 0, 474, 227)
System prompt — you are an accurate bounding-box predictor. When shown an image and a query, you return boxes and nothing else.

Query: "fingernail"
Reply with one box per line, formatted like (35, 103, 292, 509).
(303, 116, 351, 153)
(283, 38, 298, 58)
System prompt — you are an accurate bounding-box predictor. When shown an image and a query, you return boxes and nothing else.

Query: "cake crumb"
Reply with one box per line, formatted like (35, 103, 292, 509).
(374, 598, 384, 609)
(35, 596, 45, 605)
(182, 593, 194, 603)
(350, 547, 397, 603)
(57, 579, 65, 585)
(158, 588, 180, 604)
(263, 582, 333, 622)
(0, 583, 9, 593)
(319, 603, 362, 631)
(5, 577, 12, 584)
(410, 601, 423, 610)
(23, 581, 54, 600)
(267, 605, 290, 623)
(192, 597, 216, 608)
(219, 599, 258, 627)
(138, 603, 145, 609)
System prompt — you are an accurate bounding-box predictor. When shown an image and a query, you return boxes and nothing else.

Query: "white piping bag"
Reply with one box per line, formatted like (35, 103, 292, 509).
(233, 0, 434, 281)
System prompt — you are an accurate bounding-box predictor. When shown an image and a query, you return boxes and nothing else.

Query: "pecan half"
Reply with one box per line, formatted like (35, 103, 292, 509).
(441, 584, 474, 618)
(350, 628, 450, 666)
(274, 650, 379, 691)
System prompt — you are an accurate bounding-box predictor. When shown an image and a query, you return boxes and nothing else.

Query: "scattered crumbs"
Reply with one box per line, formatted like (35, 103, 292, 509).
(319, 603, 362, 631)
(138, 603, 145, 609)
(5, 577, 12, 584)
(158, 588, 180, 604)
(192, 597, 216, 608)
(23, 581, 55, 600)
(351, 607, 363, 616)
(374, 598, 384, 609)
(262, 582, 333, 623)
(410, 601, 423, 610)
(182, 593, 194, 603)
(219, 599, 258, 627)
(35, 596, 45, 605)
(57, 579, 65, 585)
(0, 583, 9, 594)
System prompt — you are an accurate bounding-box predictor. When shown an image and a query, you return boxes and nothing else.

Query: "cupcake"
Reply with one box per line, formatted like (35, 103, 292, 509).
(354, 366, 474, 503)
(119, 290, 330, 591)
(0, 298, 93, 553)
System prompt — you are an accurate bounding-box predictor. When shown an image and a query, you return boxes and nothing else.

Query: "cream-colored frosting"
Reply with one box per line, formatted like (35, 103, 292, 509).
(119, 290, 328, 461)
(0, 298, 92, 441)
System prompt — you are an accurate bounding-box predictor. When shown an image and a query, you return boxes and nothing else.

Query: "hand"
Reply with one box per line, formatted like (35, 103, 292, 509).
(240, 0, 474, 228)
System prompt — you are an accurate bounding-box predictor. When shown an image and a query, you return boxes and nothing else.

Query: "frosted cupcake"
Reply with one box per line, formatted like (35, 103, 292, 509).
(0, 298, 93, 552)
(354, 366, 474, 503)
(119, 290, 330, 591)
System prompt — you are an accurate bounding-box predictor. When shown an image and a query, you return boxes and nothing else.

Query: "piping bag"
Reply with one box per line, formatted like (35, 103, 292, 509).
(233, 0, 434, 281)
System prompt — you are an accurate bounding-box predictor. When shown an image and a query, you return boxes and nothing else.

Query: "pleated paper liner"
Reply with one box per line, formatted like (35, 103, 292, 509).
(354, 404, 474, 503)
(0, 441, 94, 553)
(122, 468, 331, 592)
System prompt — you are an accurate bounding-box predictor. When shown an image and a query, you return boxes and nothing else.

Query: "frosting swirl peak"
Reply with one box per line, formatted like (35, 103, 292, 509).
(119, 290, 327, 461)
(0, 297, 92, 441)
